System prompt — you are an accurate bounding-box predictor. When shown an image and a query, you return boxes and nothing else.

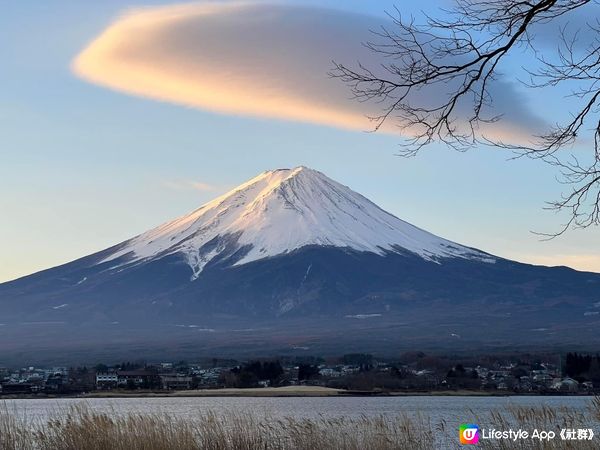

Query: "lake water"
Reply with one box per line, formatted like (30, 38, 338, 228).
(1, 395, 596, 426)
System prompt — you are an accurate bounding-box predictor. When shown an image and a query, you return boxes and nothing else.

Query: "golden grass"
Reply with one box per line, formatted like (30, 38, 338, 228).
(0, 398, 598, 449)
(0, 404, 434, 450)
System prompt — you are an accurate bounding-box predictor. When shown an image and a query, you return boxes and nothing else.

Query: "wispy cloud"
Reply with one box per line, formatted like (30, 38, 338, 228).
(73, 2, 546, 140)
(162, 180, 217, 192)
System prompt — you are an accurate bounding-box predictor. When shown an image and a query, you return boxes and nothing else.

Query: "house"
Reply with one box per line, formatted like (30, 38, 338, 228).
(532, 373, 554, 385)
(45, 373, 66, 392)
(117, 370, 157, 388)
(552, 377, 579, 392)
(96, 372, 118, 389)
(160, 374, 192, 390)
(318, 368, 342, 378)
(196, 369, 222, 387)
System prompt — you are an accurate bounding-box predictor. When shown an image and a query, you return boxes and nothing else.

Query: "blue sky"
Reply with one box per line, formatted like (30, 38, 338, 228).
(1, 0, 599, 282)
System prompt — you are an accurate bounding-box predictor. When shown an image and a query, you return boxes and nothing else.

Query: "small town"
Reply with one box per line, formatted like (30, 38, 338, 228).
(1, 352, 598, 396)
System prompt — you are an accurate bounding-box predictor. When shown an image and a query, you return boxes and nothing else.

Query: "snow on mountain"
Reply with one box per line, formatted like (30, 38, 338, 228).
(101, 166, 494, 278)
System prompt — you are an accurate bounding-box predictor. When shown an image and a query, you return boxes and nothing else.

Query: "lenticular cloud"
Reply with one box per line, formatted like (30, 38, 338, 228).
(73, 2, 544, 138)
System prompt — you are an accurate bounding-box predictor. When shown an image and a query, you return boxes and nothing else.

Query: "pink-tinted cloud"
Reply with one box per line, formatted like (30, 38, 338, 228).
(162, 179, 218, 191)
(73, 2, 545, 140)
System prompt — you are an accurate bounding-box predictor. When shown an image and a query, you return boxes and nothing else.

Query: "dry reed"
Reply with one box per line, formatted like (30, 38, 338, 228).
(0, 397, 597, 449)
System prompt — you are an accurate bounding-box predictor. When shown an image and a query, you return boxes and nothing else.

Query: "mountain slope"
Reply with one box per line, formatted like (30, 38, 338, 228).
(1, 166, 599, 364)
(98, 167, 494, 279)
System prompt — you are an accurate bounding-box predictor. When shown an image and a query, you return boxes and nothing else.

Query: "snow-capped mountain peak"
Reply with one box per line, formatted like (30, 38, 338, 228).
(100, 166, 494, 278)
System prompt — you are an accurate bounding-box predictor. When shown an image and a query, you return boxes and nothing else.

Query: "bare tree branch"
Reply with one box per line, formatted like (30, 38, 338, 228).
(331, 0, 599, 236)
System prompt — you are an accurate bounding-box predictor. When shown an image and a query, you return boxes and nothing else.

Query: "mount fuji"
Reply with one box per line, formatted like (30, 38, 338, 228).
(99, 166, 495, 278)
(1, 167, 599, 364)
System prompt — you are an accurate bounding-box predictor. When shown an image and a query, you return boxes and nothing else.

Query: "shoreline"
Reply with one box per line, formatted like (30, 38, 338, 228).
(1, 386, 595, 400)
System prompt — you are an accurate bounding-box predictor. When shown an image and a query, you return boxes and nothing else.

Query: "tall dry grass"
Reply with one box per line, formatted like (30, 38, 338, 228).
(476, 403, 598, 450)
(0, 397, 598, 449)
(0, 404, 434, 450)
